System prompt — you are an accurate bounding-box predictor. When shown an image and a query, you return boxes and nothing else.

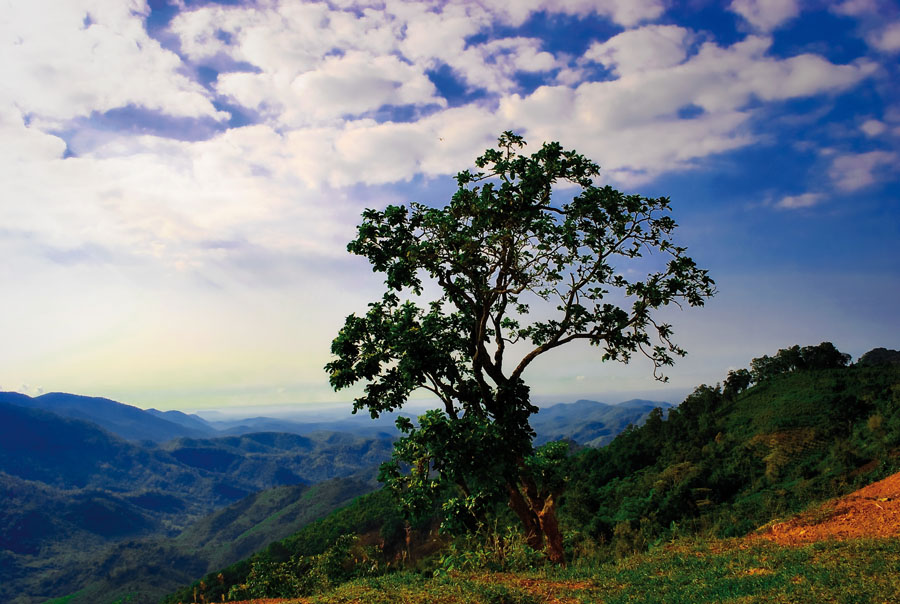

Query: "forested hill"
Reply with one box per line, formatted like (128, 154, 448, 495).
(163, 344, 900, 603)
(563, 345, 900, 548)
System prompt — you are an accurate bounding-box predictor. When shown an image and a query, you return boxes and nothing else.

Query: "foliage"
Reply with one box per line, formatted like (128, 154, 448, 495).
(437, 525, 545, 574)
(327, 131, 714, 562)
(749, 342, 850, 384)
(233, 534, 381, 598)
(857, 347, 900, 367)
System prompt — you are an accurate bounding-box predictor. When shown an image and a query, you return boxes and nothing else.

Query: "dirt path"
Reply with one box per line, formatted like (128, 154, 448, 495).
(757, 471, 900, 545)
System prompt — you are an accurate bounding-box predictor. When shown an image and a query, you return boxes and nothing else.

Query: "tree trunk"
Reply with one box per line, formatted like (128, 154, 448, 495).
(506, 483, 544, 551)
(536, 494, 565, 565)
(509, 473, 566, 565)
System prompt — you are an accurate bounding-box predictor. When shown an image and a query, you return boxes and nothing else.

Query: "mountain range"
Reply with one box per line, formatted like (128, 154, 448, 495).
(0, 390, 668, 446)
(0, 389, 667, 603)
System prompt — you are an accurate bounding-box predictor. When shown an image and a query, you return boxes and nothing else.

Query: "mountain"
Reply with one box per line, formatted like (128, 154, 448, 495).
(0, 401, 393, 495)
(563, 361, 900, 546)
(208, 413, 404, 439)
(0, 401, 394, 604)
(0, 391, 209, 442)
(0, 401, 211, 494)
(145, 408, 217, 435)
(160, 431, 395, 485)
(531, 398, 671, 447)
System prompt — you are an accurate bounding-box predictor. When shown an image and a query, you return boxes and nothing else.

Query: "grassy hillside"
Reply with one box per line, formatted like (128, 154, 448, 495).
(293, 537, 900, 603)
(160, 346, 900, 603)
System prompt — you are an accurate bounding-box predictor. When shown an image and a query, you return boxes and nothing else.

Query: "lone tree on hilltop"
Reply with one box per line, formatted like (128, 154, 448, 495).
(326, 132, 715, 564)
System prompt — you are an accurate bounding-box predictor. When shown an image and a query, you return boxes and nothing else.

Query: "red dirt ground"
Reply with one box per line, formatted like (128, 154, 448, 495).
(756, 471, 900, 546)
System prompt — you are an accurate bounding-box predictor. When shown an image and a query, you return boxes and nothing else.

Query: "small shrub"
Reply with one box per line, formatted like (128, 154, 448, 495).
(439, 526, 543, 573)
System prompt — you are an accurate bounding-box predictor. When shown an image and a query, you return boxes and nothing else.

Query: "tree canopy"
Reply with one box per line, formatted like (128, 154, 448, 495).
(326, 132, 715, 563)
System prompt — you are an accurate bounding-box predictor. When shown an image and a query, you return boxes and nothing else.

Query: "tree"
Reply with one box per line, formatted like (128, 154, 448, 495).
(326, 132, 715, 564)
(723, 368, 752, 399)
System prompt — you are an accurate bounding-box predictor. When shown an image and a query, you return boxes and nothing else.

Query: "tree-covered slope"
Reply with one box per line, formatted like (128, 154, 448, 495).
(563, 360, 900, 551)
(52, 475, 378, 604)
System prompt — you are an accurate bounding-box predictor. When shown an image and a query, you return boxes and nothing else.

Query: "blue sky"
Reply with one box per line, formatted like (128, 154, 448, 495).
(1, 0, 898, 412)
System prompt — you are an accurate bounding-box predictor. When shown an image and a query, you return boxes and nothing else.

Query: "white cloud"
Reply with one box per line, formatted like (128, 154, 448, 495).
(174, 1, 557, 123)
(583, 25, 695, 76)
(775, 192, 824, 209)
(1, 0, 885, 264)
(284, 105, 506, 188)
(285, 51, 445, 124)
(861, 119, 887, 136)
(500, 35, 873, 185)
(0, 114, 362, 277)
(868, 21, 900, 52)
(446, 37, 562, 94)
(0, 0, 224, 125)
(829, 150, 898, 191)
(730, 0, 801, 32)
(830, 0, 880, 16)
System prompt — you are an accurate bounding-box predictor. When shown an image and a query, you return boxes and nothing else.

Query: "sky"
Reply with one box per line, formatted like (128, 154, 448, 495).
(1, 0, 898, 414)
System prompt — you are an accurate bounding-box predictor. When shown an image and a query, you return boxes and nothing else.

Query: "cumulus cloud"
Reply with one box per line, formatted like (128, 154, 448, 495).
(583, 25, 695, 76)
(284, 106, 507, 187)
(0, 112, 365, 280)
(729, 0, 801, 32)
(0, 0, 224, 126)
(502, 35, 874, 184)
(176, 1, 561, 120)
(284, 50, 444, 124)
(829, 150, 899, 191)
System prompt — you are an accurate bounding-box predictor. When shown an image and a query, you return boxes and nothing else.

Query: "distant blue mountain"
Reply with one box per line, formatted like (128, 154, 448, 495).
(210, 414, 401, 440)
(0, 389, 668, 450)
(0, 391, 213, 442)
(531, 399, 671, 447)
(146, 408, 217, 435)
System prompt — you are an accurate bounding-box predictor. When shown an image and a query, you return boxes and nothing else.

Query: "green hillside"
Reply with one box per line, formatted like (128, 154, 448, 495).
(160, 344, 900, 603)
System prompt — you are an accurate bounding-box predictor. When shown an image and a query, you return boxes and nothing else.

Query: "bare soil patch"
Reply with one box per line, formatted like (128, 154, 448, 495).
(757, 471, 900, 545)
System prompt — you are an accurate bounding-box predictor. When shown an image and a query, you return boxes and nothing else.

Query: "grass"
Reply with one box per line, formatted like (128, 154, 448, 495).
(303, 536, 900, 603)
